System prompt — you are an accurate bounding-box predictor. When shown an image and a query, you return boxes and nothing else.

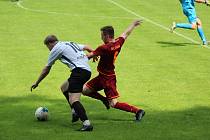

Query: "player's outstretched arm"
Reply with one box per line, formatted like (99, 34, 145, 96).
(31, 66, 51, 91)
(83, 45, 94, 53)
(120, 20, 143, 40)
(86, 52, 98, 62)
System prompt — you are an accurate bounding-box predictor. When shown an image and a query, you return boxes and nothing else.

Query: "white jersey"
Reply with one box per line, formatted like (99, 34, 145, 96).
(46, 41, 91, 72)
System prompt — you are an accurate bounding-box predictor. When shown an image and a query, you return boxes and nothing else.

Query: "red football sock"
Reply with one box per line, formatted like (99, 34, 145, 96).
(114, 102, 140, 114)
(84, 91, 106, 101)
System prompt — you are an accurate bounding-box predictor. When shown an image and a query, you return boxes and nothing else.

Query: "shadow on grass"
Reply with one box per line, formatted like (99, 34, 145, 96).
(0, 95, 210, 140)
(157, 41, 199, 47)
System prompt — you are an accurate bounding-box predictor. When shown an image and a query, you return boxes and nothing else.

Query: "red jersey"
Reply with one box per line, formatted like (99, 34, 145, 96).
(92, 37, 125, 76)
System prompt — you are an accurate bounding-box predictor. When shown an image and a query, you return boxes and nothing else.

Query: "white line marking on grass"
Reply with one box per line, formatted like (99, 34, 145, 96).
(105, 0, 201, 45)
(16, 0, 210, 48)
(16, 1, 135, 20)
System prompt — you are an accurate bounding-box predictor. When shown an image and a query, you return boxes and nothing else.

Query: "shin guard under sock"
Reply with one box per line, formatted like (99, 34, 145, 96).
(72, 101, 88, 121)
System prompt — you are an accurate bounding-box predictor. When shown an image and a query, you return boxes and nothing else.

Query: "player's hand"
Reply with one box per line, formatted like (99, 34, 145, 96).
(31, 83, 38, 92)
(133, 20, 143, 27)
(92, 56, 99, 62)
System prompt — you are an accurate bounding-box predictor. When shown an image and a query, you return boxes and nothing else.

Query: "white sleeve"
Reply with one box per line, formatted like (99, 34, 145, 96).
(77, 43, 85, 50)
(46, 48, 62, 66)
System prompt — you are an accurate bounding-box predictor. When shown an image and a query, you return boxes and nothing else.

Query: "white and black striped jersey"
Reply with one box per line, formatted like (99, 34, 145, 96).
(46, 41, 91, 72)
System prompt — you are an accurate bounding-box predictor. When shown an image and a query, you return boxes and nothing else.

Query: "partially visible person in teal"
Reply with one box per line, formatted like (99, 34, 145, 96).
(171, 0, 210, 46)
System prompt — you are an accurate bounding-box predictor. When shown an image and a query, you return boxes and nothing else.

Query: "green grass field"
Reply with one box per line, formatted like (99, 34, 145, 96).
(1, 0, 210, 139)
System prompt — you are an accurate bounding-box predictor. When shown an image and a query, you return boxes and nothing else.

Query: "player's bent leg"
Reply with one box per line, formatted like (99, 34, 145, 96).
(69, 93, 81, 104)
(109, 98, 118, 108)
(170, 22, 196, 31)
(110, 98, 145, 121)
(82, 84, 93, 95)
(70, 93, 93, 131)
(61, 81, 78, 122)
(111, 99, 140, 114)
(68, 93, 80, 123)
(60, 80, 70, 104)
(175, 22, 196, 30)
(83, 84, 110, 109)
(61, 80, 69, 92)
(191, 23, 197, 30)
(61, 80, 79, 122)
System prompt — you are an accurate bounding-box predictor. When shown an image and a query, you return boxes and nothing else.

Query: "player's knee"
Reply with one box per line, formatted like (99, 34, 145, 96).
(69, 94, 80, 104)
(109, 99, 118, 108)
(191, 23, 197, 30)
(60, 85, 65, 93)
(70, 99, 80, 105)
(196, 20, 202, 27)
(82, 84, 91, 95)
(60, 81, 69, 93)
(110, 103, 115, 108)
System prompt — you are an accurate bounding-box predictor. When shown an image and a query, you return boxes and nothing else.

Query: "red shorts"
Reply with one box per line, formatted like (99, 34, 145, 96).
(86, 74, 119, 100)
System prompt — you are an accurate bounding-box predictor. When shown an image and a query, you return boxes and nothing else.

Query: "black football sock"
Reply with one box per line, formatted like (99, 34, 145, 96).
(84, 91, 106, 101)
(63, 91, 70, 104)
(72, 101, 88, 122)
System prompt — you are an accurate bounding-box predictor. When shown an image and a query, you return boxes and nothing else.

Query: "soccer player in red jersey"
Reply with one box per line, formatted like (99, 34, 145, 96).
(83, 20, 145, 121)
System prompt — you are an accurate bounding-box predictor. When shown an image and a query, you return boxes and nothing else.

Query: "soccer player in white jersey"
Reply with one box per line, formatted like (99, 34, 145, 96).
(31, 35, 94, 131)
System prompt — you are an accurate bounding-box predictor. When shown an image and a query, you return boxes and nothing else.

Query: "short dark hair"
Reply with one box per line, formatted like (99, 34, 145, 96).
(44, 35, 58, 45)
(100, 26, 114, 38)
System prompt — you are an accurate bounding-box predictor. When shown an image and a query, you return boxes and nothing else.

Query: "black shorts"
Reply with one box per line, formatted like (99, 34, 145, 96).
(68, 68, 91, 93)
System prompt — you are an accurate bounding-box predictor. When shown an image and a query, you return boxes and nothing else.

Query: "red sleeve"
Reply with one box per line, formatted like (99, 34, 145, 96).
(118, 37, 125, 46)
(92, 45, 107, 56)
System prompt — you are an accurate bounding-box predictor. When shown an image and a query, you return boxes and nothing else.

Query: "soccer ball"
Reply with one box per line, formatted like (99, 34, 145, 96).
(35, 107, 49, 121)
